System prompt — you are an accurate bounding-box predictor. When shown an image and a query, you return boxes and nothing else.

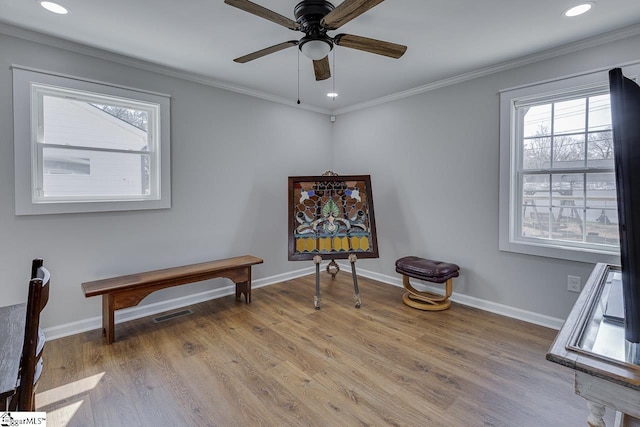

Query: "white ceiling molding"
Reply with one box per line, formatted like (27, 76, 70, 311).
(331, 23, 640, 116)
(2, 21, 639, 118)
(0, 22, 332, 115)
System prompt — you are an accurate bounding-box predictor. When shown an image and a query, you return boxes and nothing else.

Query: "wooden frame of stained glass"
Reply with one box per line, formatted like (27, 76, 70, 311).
(288, 175, 379, 261)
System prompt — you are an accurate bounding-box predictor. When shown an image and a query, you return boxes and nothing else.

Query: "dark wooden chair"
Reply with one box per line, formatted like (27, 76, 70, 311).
(11, 259, 50, 411)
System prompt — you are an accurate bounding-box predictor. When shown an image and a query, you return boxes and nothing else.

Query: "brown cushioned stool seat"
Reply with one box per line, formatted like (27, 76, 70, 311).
(395, 256, 460, 311)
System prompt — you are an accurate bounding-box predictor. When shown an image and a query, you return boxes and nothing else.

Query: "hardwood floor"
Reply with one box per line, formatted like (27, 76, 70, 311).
(37, 275, 609, 426)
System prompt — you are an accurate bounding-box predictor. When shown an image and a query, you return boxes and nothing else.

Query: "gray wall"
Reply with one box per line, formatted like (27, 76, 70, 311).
(0, 33, 332, 329)
(332, 33, 640, 319)
(2, 29, 639, 332)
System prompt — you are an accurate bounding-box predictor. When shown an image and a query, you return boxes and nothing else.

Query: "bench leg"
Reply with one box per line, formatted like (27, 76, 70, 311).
(235, 266, 253, 304)
(236, 281, 251, 303)
(102, 294, 115, 344)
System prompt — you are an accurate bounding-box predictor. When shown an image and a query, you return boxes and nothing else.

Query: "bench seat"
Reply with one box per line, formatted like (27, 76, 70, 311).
(82, 255, 263, 344)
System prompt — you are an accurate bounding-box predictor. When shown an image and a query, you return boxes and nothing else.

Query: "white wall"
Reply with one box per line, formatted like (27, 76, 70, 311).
(332, 33, 640, 320)
(0, 33, 332, 329)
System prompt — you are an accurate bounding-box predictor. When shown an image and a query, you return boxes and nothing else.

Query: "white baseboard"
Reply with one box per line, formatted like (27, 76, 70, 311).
(44, 263, 564, 341)
(339, 263, 565, 330)
(43, 265, 314, 341)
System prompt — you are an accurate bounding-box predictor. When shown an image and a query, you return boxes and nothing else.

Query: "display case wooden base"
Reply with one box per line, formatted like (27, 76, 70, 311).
(547, 263, 640, 427)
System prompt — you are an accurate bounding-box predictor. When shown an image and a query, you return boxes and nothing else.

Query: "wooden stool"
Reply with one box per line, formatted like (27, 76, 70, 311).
(395, 256, 460, 311)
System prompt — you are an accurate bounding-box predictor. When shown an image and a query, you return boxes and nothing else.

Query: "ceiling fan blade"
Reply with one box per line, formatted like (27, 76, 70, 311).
(313, 57, 331, 81)
(233, 41, 298, 63)
(224, 0, 300, 31)
(334, 34, 407, 59)
(321, 0, 385, 30)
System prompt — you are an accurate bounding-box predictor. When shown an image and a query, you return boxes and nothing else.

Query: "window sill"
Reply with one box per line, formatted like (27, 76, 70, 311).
(15, 198, 171, 216)
(499, 236, 620, 264)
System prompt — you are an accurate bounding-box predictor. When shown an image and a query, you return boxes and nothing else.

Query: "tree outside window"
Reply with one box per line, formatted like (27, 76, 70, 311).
(519, 93, 618, 249)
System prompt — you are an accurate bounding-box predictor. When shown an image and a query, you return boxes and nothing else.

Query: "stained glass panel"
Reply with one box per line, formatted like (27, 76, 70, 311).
(288, 175, 379, 260)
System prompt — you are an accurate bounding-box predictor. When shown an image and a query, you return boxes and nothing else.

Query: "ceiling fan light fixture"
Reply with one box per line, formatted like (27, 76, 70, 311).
(563, 3, 594, 17)
(299, 39, 333, 61)
(39, 1, 68, 14)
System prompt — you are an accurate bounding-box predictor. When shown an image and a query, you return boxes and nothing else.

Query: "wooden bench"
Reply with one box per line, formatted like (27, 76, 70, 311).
(82, 255, 263, 344)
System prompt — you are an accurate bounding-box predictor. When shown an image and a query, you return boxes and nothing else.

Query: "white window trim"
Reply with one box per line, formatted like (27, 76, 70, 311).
(498, 64, 640, 264)
(12, 66, 171, 215)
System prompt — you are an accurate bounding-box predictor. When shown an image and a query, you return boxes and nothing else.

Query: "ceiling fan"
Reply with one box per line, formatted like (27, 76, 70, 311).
(224, 0, 407, 81)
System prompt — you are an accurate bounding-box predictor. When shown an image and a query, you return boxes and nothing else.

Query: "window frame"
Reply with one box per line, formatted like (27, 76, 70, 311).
(13, 66, 171, 215)
(498, 66, 640, 264)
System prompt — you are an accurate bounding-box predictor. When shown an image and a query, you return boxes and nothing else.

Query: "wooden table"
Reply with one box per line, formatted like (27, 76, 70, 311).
(82, 255, 263, 344)
(547, 263, 640, 427)
(0, 303, 26, 409)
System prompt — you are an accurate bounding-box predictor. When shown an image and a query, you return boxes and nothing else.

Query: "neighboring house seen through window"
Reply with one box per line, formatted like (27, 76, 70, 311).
(13, 67, 171, 215)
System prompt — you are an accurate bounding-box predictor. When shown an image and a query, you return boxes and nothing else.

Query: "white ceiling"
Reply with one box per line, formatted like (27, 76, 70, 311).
(1, 0, 640, 113)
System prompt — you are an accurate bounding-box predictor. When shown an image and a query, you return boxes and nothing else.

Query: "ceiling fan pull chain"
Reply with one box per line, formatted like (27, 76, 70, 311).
(297, 49, 301, 105)
(332, 48, 336, 101)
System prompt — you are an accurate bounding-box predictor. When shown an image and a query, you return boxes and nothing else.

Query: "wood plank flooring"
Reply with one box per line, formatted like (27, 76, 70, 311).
(37, 275, 611, 426)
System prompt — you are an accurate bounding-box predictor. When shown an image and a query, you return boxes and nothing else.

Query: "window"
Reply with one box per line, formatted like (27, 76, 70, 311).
(13, 67, 171, 215)
(499, 66, 640, 263)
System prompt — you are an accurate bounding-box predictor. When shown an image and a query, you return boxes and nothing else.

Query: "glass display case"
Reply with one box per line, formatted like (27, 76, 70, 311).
(547, 263, 640, 427)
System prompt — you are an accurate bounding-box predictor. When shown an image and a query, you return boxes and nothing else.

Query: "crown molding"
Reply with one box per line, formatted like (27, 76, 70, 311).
(0, 22, 332, 115)
(2, 20, 639, 118)
(331, 23, 640, 116)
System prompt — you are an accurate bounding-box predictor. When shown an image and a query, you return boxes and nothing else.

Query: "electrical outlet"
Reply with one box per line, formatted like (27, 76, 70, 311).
(568, 275, 582, 293)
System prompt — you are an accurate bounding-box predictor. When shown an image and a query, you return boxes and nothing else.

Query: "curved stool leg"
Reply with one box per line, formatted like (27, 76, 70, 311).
(402, 275, 453, 311)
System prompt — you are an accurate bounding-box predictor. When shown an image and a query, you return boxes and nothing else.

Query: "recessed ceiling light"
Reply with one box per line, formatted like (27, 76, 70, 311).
(564, 3, 594, 17)
(40, 1, 69, 14)
(327, 92, 338, 98)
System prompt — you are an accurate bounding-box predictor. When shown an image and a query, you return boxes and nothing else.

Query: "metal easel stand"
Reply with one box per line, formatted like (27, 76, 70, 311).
(349, 253, 361, 308)
(312, 253, 361, 309)
(313, 255, 322, 310)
